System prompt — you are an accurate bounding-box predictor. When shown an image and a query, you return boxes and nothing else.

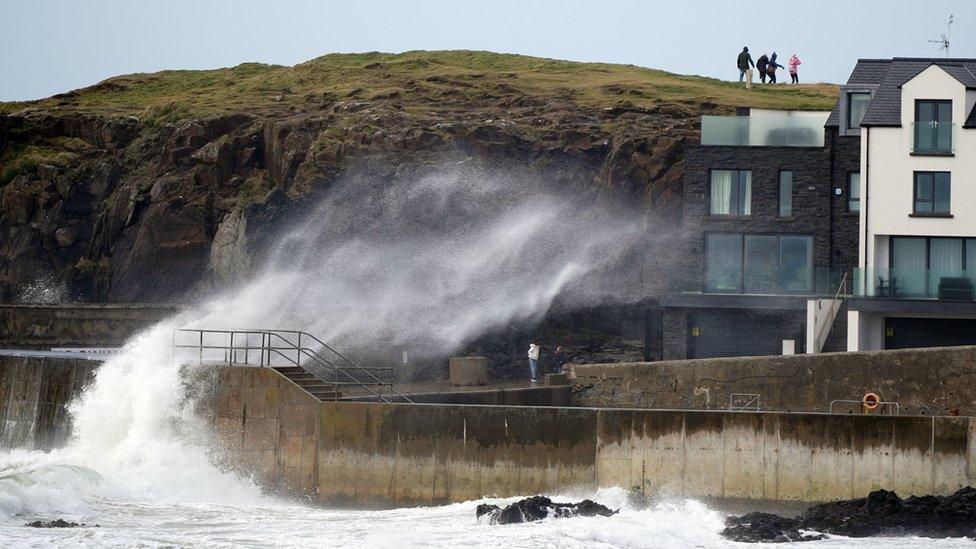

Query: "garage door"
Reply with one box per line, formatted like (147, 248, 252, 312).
(884, 317, 976, 349)
(688, 310, 805, 359)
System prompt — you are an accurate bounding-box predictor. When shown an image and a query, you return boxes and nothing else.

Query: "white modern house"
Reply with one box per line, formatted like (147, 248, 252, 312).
(844, 58, 976, 350)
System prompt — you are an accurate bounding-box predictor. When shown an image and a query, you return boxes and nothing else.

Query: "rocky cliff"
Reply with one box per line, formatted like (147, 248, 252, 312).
(0, 51, 837, 309)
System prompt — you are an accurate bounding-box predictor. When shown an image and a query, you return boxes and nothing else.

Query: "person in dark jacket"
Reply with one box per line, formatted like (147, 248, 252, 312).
(756, 53, 769, 84)
(736, 46, 754, 82)
(551, 346, 566, 374)
(766, 52, 785, 84)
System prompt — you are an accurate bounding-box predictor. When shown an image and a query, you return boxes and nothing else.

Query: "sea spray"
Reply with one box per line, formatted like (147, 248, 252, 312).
(0, 159, 649, 521)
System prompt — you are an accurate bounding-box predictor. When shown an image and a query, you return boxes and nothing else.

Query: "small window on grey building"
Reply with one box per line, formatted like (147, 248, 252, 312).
(848, 172, 860, 212)
(847, 92, 871, 129)
(709, 169, 751, 216)
(778, 171, 793, 217)
(914, 171, 950, 214)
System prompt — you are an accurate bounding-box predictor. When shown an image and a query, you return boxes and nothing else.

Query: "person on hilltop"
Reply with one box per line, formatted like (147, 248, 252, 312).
(736, 46, 754, 82)
(788, 53, 802, 84)
(756, 53, 769, 84)
(767, 52, 785, 84)
(527, 342, 541, 383)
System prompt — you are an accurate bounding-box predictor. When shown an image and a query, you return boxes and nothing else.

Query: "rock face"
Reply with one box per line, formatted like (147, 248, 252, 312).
(476, 495, 617, 524)
(723, 487, 976, 542)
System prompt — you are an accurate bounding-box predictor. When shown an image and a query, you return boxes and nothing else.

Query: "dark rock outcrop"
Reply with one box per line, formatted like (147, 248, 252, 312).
(25, 519, 98, 528)
(476, 495, 617, 524)
(723, 487, 976, 542)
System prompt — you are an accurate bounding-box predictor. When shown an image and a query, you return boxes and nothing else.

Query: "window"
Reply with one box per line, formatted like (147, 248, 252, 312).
(847, 92, 871, 129)
(914, 100, 952, 154)
(706, 233, 814, 294)
(705, 233, 743, 292)
(913, 171, 950, 214)
(891, 236, 971, 297)
(848, 172, 860, 212)
(778, 171, 793, 217)
(709, 170, 751, 215)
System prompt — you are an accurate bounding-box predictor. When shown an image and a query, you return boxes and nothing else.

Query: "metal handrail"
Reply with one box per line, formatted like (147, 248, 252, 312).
(828, 399, 900, 415)
(814, 271, 848, 352)
(173, 328, 413, 403)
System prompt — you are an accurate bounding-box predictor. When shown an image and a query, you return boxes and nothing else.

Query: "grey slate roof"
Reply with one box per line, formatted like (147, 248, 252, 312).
(826, 58, 976, 128)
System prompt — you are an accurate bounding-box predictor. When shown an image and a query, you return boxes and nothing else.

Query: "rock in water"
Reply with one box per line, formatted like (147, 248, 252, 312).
(25, 519, 94, 528)
(723, 487, 976, 542)
(476, 495, 616, 524)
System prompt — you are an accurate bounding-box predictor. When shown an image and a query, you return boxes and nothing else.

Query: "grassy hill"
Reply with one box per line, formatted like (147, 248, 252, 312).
(0, 50, 838, 120)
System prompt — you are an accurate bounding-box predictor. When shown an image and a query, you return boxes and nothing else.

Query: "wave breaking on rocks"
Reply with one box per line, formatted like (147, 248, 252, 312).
(476, 495, 617, 525)
(723, 487, 976, 542)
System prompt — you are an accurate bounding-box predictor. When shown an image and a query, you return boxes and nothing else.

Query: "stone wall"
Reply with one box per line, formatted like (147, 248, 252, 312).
(0, 303, 179, 348)
(571, 345, 976, 414)
(0, 355, 99, 449)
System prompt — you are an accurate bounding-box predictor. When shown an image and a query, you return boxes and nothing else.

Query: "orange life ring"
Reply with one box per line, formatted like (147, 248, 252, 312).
(862, 392, 881, 410)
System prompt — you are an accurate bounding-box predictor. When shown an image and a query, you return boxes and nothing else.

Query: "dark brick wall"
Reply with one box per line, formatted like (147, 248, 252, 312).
(827, 130, 861, 273)
(662, 128, 861, 360)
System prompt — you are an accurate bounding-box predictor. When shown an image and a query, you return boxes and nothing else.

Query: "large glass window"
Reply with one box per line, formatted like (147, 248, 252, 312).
(705, 233, 743, 292)
(744, 235, 778, 293)
(779, 236, 814, 293)
(848, 173, 860, 212)
(709, 170, 751, 216)
(891, 236, 968, 297)
(913, 171, 950, 214)
(914, 99, 952, 154)
(847, 92, 871, 129)
(778, 171, 793, 217)
(706, 233, 813, 294)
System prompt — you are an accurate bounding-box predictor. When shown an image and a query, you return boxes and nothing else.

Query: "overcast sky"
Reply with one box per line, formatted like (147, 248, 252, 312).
(2, 0, 973, 101)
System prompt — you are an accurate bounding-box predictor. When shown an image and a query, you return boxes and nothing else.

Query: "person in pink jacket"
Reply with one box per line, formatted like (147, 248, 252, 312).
(788, 54, 801, 84)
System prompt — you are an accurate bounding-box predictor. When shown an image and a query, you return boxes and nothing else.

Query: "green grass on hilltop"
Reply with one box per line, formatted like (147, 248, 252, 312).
(0, 51, 839, 120)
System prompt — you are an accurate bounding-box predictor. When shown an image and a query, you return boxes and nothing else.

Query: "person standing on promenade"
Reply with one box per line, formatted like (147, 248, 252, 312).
(528, 342, 541, 382)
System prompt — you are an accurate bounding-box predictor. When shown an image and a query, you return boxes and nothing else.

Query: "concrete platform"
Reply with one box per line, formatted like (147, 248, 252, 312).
(339, 378, 571, 406)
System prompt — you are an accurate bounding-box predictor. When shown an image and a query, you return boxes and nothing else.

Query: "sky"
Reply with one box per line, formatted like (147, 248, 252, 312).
(1, 0, 974, 101)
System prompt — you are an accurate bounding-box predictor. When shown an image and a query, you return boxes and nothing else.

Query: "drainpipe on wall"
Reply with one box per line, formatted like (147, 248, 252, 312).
(862, 127, 870, 290)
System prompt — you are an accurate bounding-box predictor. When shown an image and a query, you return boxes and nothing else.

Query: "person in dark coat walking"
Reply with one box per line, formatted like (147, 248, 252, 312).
(736, 46, 754, 82)
(551, 346, 566, 374)
(766, 52, 785, 84)
(756, 54, 769, 84)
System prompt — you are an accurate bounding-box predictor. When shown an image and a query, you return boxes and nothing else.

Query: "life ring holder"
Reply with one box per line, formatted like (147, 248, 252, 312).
(862, 392, 881, 410)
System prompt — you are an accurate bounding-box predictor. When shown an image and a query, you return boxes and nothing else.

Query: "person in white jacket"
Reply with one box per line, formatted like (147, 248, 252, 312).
(527, 343, 540, 382)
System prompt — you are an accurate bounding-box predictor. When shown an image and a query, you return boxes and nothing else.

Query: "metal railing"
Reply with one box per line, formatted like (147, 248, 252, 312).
(173, 328, 413, 403)
(828, 399, 900, 415)
(729, 393, 761, 411)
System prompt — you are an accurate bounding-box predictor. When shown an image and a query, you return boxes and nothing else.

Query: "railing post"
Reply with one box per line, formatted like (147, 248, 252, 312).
(229, 332, 234, 364)
(297, 332, 302, 366)
(244, 332, 249, 365)
(199, 330, 203, 365)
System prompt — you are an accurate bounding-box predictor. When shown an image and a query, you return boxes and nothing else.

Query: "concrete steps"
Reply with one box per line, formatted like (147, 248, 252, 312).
(272, 366, 341, 401)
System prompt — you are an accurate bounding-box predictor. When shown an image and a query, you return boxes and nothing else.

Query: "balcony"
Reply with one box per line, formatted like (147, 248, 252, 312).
(854, 267, 975, 301)
(701, 110, 828, 147)
(704, 266, 845, 296)
(911, 122, 954, 155)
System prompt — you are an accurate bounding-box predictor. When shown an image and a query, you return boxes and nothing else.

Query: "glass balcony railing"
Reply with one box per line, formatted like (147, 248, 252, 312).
(912, 122, 955, 155)
(701, 111, 828, 147)
(703, 266, 847, 296)
(853, 267, 976, 301)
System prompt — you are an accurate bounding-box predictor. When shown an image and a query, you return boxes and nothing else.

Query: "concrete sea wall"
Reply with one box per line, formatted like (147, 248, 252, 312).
(0, 355, 99, 450)
(0, 303, 180, 348)
(210, 365, 976, 505)
(571, 346, 976, 414)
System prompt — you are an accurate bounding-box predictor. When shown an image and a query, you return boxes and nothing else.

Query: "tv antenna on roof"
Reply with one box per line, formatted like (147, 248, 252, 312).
(928, 14, 953, 57)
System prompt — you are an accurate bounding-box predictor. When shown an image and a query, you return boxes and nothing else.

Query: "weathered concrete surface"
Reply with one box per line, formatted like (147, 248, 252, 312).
(0, 303, 180, 348)
(571, 346, 976, 414)
(449, 356, 488, 386)
(0, 355, 99, 449)
(210, 365, 976, 505)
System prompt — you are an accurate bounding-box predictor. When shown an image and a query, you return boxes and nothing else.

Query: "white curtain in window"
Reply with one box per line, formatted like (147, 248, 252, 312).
(741, 171, 752, 215)
(892, 237, 927, 296)
(710, 170, 732, 214)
